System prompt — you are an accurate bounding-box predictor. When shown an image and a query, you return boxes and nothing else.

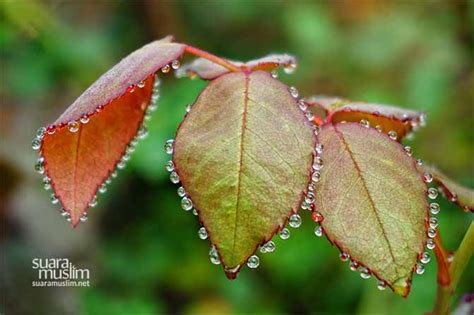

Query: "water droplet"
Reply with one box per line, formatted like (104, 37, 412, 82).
(80, 213, 88, 222)
(137, 80, 145, 88)
(359, 267, 371, 279)
(305, 111, 314, 121)
(60, 208, 69, 217)
(377, 281, 387, 290)
(312, 211, 324, 223)
(165, 160, 174, 172)
(305, 192, 315, 205)
(171, 59, 181, 70)
(428, 217, 438, 229)
(301, 200, 311, 210)
(186, 104, 192, 113)
(148, 103, 158, 112)
(209, 245, 220, 265)
(280, 228, 290, 240)
(88, 196, 98, 208)
(105, 177, 112, 185)
(80, 115, 89, 124)
(404, 146, 412, 156)
(447, 254, 454, 263)
(111, 171, 118, 178)
(181, 196, 193, 211)
(359, 119, 369, 128)
(315, 143, 324, 154)
(177, 186, 186, 197)
(416, 159, 423, 166)
(127, 85, 136, 93)
(50, 194, 59, 205)
(340, 252, 349, 261)
(42, 176, 51, 190)
(137, 126, 148, 139)
(298, 100, 307, 111)
(289, 86, 299, 98)
(350, 261, 359, 271)
(312, 172, 321, 183)
(117, 160, 127, 170)
(121, 153, 131, 162)
(289, 214, 302, 228)
(427, 227, 437, 238)
(314, 125, 321, 136)
(423, 173, 433, 183)
(388, 130, 397, 140)
(154, 77, 161, 88)
(260, 241, 276, 253)
(192, 209, 198, 216)
(32, 138, 41, 150)
(308, 183, 316, 192)
(313, 157, 323, 171)
(125, 144, 136, 155)
(144, 113, 152, 121)
(426, 238, 435, 250)
(375, 125, 382, 132)
(164, 139, 174, 154)
(284, 62, 296, 74)
(420, 252, 431, 264)
(247, 255, 260, 269)
(68, 121, 80, 133)
(46, 124, 56, 135)
(198, 227, 208, 240)
(98, 183, 107, 194)
(161, 64, 171, 73)
(430, 202, 440, 215)
(66, 216, 72, 222)
(415, 263, 425, 275)
(35, 157, 45, 174)
(170, 171, 180, 184)
(271, 70, 278, 78)
(428, 187, 438, 199)
(36, 127, 46, 139)
(314, 225, 323, 237)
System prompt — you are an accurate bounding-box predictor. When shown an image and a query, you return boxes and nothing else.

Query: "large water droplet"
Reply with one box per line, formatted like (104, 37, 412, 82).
(170, 171, 180, 184)
(68, 121, 80, 133)
(260, 241, 276, 253)
(427, 227, 437, 238)
(161, 64, 171, 73)
(289, 86, 299, 98)
(426, 238, 435, 250)
(429, 217, 438, 228)
(80, 115, 90, 124)
(137, 80, 145, 88)
(198, 227, 208, 240)
(289, 214, 302, 228)
(280, 228, 290, 240)
(247, 255, 260, 269)
(388, 130, 397, 140)
(312, 172, 321, 183)
(359, 267, 371, 279)
(164, 139, 174, 154)
(165, 160, 174, 172)
(181, 196, 193, 211)
(340, 252, 349, 262)
(428, 187, 438, 199)
(415, 263, 425, 275)
(177, 186, 186, 197)
(314, 225, 323, 237)
(430, 202, 440, 215)
(209, 245, 220, 265)
(32, 138, 41, 150)
(171, 59, 181, 70)
(420, 252, 431, 264)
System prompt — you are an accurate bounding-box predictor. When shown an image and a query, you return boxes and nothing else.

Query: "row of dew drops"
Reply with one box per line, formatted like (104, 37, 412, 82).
(32, 59, 183, 223)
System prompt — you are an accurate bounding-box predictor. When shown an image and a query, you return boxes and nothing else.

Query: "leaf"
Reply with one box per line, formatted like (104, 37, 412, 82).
(314, 123, 428, 296)
(178, 54, 296, 80)
(38, 36, 186, 227)
(173, 71, 314, 278)
(305, 96, 426, 140)
(419, 164, 474, 212)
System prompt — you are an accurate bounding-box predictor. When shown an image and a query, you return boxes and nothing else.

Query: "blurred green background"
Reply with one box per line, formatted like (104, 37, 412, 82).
(1, 0, 473, 314)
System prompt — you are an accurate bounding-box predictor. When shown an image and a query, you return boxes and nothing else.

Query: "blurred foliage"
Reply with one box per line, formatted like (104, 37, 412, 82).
(1, 0, 473, 314)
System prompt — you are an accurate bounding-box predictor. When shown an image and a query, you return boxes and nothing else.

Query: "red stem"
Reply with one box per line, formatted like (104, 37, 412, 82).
(433, 233, 451, 286)
(185, 46, 240, 72)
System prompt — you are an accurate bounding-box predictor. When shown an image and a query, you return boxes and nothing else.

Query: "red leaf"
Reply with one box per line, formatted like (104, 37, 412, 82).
(305, 96, 426, 140)
(36, 36, 186, 227)
(178, 54, 296, 80)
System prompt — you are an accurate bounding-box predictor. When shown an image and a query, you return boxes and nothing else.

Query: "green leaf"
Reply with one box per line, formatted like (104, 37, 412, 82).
(173, 71, 315, 278)
(419, 164, 474, 212)
(314, 123, 428, 296)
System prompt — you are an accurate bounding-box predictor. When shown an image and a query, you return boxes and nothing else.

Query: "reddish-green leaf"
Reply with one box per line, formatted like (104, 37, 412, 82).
(37, 36, 186, 227)
(178, 54, 296, 80)
(314, 123, 428, 296)
(173, 71, 314, 278)
(305, 96, 425, 140)
(419, 164, 474, 212)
